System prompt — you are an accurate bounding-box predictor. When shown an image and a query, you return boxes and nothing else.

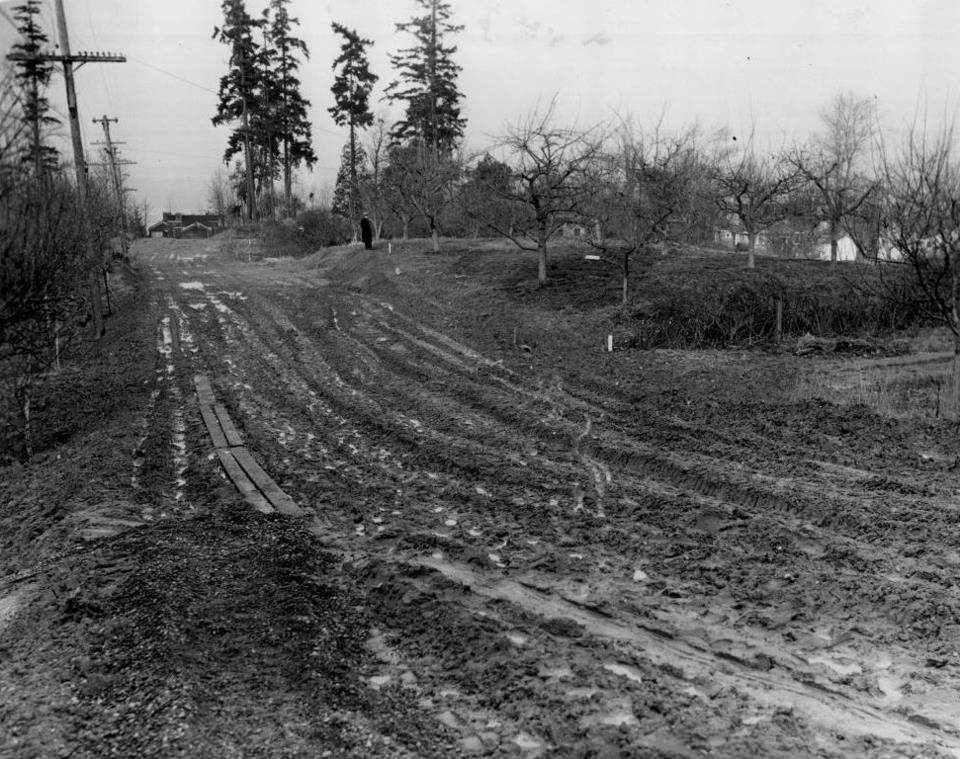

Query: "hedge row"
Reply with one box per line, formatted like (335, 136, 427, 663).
(629, 256, 931, 348)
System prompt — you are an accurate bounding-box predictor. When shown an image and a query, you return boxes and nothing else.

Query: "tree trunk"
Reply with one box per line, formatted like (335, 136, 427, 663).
(13, 376, 32, 461)
(431, 224, 440, 253)
(349, 121, 358, 225)
(283, 138, 292, 215)
(537, 223, 548, 285)
(402, 218, 409, 241)
(621, 253, 629, 305)
(830, 219, 838, 263)
(948, 342, 960, 421)
(949, 272, 960, 420)
(747, 232, 757, 269)
(241, 96, 256, 222)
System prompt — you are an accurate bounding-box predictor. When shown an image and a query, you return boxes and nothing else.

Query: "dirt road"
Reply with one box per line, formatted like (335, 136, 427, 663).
(130, 236, 960, 756)
(15, 235, 960, 757)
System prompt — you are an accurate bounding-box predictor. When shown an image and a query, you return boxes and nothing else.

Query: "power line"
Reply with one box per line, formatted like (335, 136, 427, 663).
(126, 55, 218, 95)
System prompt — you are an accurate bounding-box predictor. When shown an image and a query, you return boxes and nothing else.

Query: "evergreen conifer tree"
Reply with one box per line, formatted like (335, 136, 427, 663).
(332, 142, 369, 220)
(212, 0, 261, 220)
(329, 23, 377, 225)
(264, 0, 316, 215)
(385, 0, 465, 154)
(11, 0, 59, 174)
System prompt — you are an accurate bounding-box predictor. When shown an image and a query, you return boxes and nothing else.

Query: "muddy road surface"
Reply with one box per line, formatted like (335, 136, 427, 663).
(113, 237, 960, 757)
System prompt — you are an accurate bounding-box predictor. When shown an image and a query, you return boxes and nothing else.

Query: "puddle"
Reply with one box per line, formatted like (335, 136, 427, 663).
(0, 588, 25, 633)
(807, 655, 862, 676)
(511, 732, 544, 753)
(567, 686, 600, 699)
(877, 674, 903, 702)
(179, 281, 204, 291)
(583, 708, 639, 728)
(538, 664, 573, 679)
(603, 662, 644, 685)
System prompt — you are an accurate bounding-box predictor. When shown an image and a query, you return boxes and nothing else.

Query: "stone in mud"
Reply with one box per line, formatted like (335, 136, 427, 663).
(512, 732, 545, 752)
(460, 736, 484, 754)
(437, 710, 460, 729)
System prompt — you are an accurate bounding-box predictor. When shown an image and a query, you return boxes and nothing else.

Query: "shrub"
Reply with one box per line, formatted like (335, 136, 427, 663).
(629, 257, 930, 348)
(260, 210, 353, 257)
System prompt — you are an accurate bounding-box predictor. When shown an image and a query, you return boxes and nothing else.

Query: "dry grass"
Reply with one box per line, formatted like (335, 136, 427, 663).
(795, 330, 955, 419)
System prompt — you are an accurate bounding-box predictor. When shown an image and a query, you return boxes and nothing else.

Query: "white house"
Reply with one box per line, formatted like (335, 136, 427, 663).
(813, 233, 858, 262)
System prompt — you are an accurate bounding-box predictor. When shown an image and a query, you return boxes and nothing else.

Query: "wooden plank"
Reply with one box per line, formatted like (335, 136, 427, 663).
(213, 403, 244, 447)
(194, 374, 216, 406)
(216, 449, 273, 514)
(231, 448, 302, 516)
(199, 404, 229, 449)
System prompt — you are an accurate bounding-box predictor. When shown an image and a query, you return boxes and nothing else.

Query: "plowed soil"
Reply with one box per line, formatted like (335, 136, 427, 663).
(3, 236, 960, 758)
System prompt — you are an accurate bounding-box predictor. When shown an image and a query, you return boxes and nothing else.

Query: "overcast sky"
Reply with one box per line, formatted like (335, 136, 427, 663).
(2, 0, 959, 220)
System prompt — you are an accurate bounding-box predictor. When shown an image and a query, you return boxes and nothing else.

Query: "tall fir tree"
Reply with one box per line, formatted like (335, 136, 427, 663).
(332, 142, 369, 220)
(212, 0, 261, 221)
(11, 0, 59, 175)
(329, 23, 377, 225)
(385, 0, 465, 154)
(264, 0, 316, 214)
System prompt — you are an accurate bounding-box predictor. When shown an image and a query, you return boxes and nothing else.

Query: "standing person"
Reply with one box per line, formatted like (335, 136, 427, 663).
(360, 215, 373, 250)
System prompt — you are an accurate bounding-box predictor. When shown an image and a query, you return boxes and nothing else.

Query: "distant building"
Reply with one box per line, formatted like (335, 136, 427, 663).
(559, 220, 601, 242)
(148, 212, 223, 239)
(715, 215, 867, 261)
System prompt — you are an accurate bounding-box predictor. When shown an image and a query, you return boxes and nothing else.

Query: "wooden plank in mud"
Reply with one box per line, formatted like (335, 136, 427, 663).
(194, 374, 216, 406)
(213, 403, 244, 447)
(230, 448, 302, 516)
(199, 404, 229, 449)
(216, 449, 273, 514)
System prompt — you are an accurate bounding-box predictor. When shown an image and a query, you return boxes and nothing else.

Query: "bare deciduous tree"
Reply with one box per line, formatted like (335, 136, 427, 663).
(358, 116, 390, 241)
(877, 121, 960, 417)
(486, 99, 604, 284)
(387, 141, 460, 251)
(207, 167, 234, 227)
(790, 92, 877, 261)
(584, 115, 699, 303)
(713, 135, 800, 268)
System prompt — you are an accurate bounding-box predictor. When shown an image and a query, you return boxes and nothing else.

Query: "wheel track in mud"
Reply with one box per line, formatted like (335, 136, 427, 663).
(174, 266, 960, 610)
(142, 245, 960, 758)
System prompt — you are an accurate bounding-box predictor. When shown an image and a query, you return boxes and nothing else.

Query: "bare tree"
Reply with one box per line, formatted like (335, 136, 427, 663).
(207, 167, 234, 228)
(790, 92, 877, 261)
(387, 140, 460, 251)
(485, 99, 604, 284)
(713, 135, 800, 268)
(459, 152, 516, 239)
(877, 121, 960, 417)
(358, 116, 390, 241)
(584, 115, 698, 303)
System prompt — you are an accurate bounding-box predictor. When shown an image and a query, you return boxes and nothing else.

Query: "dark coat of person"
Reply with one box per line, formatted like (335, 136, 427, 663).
(360, 216, 373, 250)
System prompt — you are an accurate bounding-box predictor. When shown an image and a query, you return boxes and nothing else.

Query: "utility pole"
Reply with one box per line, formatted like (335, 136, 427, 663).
(8, 0, 126, 337)
(91, 115, 136, 259)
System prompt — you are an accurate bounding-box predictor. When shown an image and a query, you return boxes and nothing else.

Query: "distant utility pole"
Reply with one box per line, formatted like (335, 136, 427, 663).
(91, 115, 136, 258)
(8, 0, 126, 336)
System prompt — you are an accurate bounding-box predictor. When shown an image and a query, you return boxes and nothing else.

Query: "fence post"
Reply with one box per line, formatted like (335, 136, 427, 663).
(774, 297, 783, 343)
